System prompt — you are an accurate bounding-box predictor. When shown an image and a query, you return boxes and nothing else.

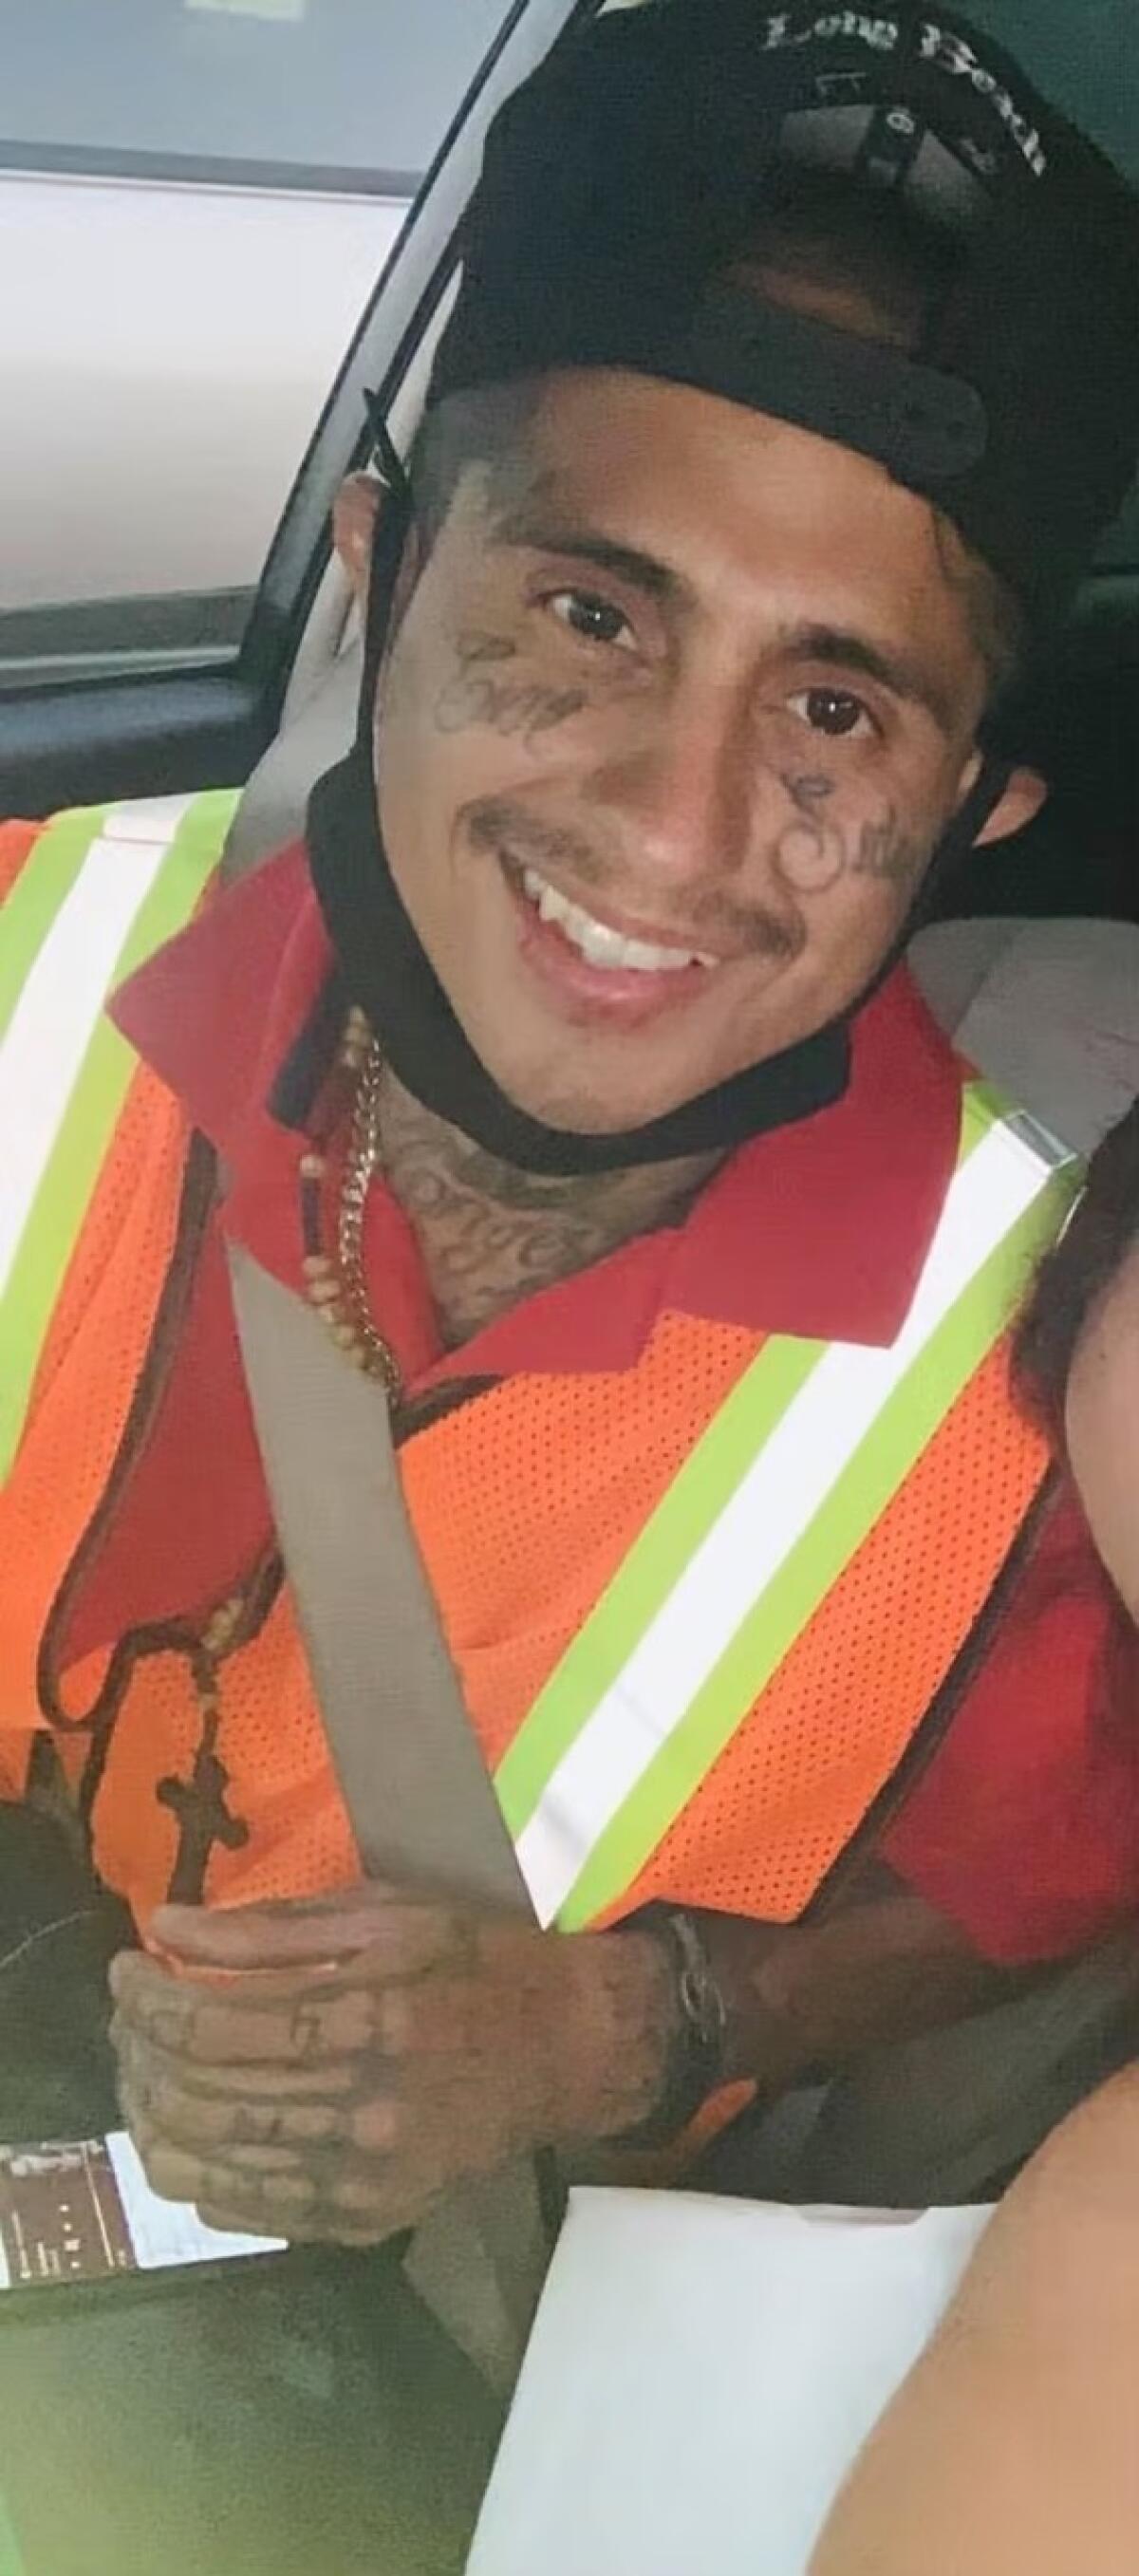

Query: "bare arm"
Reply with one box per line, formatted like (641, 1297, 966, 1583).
(699, 1873, 1020, 2100)
(811, 2057, 1139, 2576)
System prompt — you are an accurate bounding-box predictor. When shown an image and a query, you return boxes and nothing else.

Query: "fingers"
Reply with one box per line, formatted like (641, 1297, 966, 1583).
(147, 1888, 466, 1978)
(111, 1953, 384, 2066)
(129, 2115, 422, 2248)
(116, 2034, 398, 2163)
(149, 1886, 391, 1970)
(110, 2019, 359, 2104)
(132, 2133, 331, 2238)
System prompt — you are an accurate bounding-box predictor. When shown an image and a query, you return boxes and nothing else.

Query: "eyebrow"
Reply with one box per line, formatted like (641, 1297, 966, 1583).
(778, 623, 956, 734)
(491, 505, 957, 732)
(491, 506, 693, 609)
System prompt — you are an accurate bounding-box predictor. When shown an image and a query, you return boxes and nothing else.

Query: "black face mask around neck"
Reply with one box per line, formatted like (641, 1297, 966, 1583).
(306, 741, 850, 1175)
(303, 457, 1006, 1179)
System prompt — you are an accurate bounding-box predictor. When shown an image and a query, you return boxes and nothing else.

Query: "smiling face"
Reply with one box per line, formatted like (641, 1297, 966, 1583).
(368, 366, 1039, 1135)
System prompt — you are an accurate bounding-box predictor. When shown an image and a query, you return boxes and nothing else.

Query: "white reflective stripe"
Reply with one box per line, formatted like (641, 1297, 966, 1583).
(0, 797, 194, 1301)
(99, 795, 201, 845)
(513, 1115, 1054, 1926)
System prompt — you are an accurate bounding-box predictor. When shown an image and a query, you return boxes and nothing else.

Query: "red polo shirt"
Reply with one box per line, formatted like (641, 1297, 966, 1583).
(103, 842, 1139, 1965)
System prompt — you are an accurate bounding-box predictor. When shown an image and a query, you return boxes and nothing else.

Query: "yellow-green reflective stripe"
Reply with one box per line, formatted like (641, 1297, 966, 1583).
(495, 1087, 1075, 1928)
(495, 1078, 998, 1850)
(495, 1332, 827, 1833)
(0, 806, 113, 1041)
(555, 1163, 1074, 1932)
(0, 793, 236, 1479)
(0, 2488, 28, 2576)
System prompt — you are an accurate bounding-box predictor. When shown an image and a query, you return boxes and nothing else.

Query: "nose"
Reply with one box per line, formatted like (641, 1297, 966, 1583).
(583, 670, 772, 900)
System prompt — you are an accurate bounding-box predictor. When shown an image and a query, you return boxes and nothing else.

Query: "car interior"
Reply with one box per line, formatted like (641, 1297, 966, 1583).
(3, 0, 1137, 1153)
(0, 5, 1135, 2567)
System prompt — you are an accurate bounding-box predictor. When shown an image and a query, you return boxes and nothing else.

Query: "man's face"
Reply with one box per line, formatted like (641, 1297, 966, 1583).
(372, 368, 1012, 1134)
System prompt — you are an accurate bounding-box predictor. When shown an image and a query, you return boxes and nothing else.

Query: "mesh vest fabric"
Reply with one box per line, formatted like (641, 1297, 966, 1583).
(0, 809, 1060, 1933)
(2, 1133, 1053, 1929)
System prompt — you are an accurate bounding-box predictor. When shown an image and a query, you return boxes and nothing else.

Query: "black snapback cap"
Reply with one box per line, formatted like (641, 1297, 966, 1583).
(427, 0, 1139, 628)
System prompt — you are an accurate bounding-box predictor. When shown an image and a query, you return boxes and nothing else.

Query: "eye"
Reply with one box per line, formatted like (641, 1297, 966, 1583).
(788, 686, 876, 740)
(546, 588, 633, 649)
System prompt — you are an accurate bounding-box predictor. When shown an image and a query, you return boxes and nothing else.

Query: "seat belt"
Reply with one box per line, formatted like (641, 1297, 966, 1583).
(227, 1242, 551, 2389)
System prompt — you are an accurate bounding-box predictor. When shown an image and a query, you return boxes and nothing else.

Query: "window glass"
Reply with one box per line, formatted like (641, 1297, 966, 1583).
(0, 1, 513, 680)
(1, 0, 1134, 689)
(1, 0, 513, 188)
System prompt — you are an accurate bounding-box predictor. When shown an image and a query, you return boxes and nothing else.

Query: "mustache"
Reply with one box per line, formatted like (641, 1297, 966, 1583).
(467, 796, 802, 963)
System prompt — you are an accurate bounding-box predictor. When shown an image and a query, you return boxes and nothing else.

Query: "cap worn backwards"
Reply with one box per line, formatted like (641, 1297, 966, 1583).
(308, 2, 1138, 1181)
(429, 0, 1139, 628)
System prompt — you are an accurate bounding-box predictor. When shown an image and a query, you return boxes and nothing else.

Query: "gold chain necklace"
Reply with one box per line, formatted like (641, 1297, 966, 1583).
(298, 1005, 401, 1404)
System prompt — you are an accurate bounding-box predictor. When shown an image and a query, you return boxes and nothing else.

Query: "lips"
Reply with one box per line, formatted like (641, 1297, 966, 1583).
(502, 852, 723, 1030)
(518, 864, 719, 975)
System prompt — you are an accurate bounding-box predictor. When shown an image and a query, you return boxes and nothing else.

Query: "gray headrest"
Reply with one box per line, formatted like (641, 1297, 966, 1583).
(222, 640, 362, 882)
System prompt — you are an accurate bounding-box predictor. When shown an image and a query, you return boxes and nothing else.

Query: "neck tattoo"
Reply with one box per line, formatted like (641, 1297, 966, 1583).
(376, 1069, 720, 1349)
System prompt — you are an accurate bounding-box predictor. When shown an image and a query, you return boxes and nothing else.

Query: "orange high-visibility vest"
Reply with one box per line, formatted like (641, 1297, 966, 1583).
(1, 799, 1076, 1933)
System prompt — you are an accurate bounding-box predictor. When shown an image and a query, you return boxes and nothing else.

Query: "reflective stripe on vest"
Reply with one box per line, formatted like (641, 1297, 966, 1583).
(0, 792, 237, 1479)
(496, 1085, 1079, 1929)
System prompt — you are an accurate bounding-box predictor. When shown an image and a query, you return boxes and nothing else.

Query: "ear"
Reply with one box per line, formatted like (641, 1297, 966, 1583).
(332, 472, 383, 603)
(971, 762, 1049, 850)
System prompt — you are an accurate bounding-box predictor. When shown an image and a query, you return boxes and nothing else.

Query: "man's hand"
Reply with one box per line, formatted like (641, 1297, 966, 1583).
(109, 1887, 673, 2245)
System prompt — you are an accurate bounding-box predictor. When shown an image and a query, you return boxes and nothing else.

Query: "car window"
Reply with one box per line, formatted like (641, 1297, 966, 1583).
(0, 1, 514, 693)
(1, 0, 513, 190)
(1, 0, 1133, 703)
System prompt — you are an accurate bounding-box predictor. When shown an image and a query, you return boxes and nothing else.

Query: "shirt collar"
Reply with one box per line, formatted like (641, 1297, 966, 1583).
(114, 840, 962, 1360)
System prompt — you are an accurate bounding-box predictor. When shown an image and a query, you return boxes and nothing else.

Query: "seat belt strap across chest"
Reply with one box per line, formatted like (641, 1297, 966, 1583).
(226, 1242, 547, 2390)
(227, 1241, 531, 1914)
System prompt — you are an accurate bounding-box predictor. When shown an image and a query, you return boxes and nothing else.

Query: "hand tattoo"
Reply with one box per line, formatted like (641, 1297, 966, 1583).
(113, 1901, 675, 2249)
(433, 631, 586, 750)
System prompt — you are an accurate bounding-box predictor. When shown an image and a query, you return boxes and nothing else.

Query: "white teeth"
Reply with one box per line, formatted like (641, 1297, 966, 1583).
(517, 865, 715, 974)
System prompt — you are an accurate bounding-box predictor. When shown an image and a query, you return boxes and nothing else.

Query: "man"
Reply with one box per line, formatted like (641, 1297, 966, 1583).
(2, 1, 1138, 2255)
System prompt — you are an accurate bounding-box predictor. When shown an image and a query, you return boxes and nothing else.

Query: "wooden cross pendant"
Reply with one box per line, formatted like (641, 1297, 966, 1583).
(157, 1746, 251, 1906)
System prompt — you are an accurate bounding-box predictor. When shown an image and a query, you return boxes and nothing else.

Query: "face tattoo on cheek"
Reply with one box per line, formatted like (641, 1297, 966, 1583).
(773, 772, 925, 899)
(432, 631, 588, 751)
(775, 773, 847, 894)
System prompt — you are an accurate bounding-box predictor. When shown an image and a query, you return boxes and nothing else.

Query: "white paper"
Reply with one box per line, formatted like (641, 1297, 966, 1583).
(468, 2187, 992, 2576)
(106, 2131, 285, 2268)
